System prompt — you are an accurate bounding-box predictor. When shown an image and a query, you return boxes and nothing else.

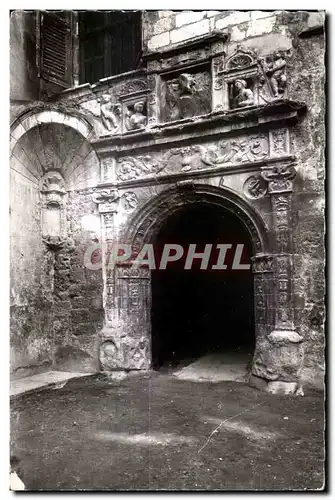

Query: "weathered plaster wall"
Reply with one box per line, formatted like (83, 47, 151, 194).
(10, 10, 39, 101)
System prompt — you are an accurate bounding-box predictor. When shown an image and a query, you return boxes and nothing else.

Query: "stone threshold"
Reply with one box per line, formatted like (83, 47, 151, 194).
(10, 371, 95, 398)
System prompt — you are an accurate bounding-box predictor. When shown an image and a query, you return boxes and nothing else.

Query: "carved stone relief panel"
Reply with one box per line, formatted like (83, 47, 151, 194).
(76, 77, 149, 137)
(101, 157, 115, 182)
(218, 49, 289, 111)
(258, 51, 287, 103)
(269, 128, 290, 157)
(122, 96, 148, 133)
(160, 68, 211, 123)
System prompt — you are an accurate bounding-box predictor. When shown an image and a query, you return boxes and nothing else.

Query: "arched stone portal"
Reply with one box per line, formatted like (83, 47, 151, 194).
(102, 183, 283, 384)
(150, 201, 255, 373)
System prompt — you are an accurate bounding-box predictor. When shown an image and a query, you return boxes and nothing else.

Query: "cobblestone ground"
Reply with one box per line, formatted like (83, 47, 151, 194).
(11, 373, 325, 491)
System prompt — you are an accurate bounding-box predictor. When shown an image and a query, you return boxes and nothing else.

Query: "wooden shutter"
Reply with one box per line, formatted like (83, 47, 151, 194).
(40, 11, 72, 88)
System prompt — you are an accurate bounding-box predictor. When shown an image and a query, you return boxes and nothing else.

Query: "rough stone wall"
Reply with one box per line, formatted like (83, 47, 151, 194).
(287, 14, 325, 389)
(52, 189, 104, 372)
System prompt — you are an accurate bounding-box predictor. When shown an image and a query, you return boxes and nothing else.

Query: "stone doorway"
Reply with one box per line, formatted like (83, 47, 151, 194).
(150, 203, 255, 377)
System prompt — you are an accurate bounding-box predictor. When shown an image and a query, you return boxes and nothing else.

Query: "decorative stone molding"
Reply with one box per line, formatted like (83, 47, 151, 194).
(40, 171, 67, 250)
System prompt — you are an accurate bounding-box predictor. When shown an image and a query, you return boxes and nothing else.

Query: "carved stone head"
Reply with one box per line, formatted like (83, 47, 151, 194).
(134, 101, 145, 114)
(235, 79, 247, 90)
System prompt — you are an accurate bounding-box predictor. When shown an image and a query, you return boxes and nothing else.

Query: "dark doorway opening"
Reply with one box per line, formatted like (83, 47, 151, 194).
(151, 203, 255, 371)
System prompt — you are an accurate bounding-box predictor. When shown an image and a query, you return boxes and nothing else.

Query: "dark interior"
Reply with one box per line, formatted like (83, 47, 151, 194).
(151, 203, 255, 369)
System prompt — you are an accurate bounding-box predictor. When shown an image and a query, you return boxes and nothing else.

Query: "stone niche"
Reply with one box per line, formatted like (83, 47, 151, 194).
(40, 171, 67, 250)
(159, 64, 212, 122)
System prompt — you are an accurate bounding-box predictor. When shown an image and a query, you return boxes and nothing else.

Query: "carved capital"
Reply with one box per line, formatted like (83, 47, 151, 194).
(116, 265, 150, 280)
(92, 188, 120, 213)
(251, 254, 274, 273)
(261, 163, 296, 193)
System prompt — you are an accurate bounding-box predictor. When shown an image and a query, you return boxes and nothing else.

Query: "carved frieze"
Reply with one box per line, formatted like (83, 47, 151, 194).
(117, 155, 160, 181)
(116, 134, 270, 181)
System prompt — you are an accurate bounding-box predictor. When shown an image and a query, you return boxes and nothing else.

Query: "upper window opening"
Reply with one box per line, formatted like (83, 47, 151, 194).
(78, 11, 142, 84)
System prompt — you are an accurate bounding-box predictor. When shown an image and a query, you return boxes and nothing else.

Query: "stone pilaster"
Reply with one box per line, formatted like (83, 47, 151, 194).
(259, 163, 303, 392)
(92, 188, 150, 371)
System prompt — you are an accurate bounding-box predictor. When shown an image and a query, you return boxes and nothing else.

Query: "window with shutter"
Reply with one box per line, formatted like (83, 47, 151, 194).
(39, 11, 72, 88)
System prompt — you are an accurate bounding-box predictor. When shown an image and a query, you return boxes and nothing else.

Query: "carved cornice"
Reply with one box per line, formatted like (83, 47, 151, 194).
(92, 100, 306, 155)
(98, 155, 295, 190)
(142, 31, 229, 61)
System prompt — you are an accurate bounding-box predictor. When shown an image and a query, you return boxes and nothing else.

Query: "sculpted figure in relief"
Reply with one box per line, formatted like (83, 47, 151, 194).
(125, 101, 147, 131)
(164, 72, 210, 121)
(100, 94, 121, 133)
(261, 52, 287, 97)
(232, 79, 255, 108)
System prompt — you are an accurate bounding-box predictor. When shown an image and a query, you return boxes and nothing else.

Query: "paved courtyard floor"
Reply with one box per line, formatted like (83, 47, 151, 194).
(11, 372, 325, 491)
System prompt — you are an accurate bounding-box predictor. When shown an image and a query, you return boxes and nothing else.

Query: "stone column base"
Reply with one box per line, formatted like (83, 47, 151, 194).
(249, 375, 300, 395)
